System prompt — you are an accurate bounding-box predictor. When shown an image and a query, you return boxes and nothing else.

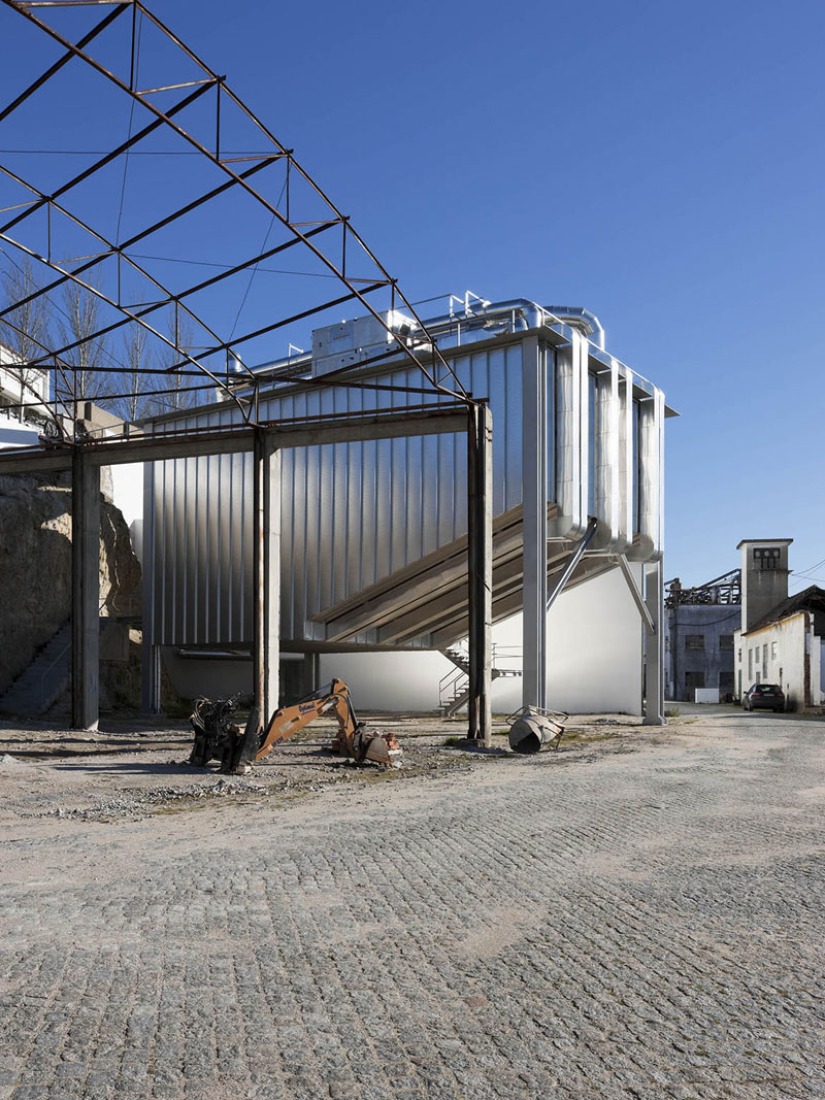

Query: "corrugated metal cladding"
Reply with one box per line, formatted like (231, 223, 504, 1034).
(147, 325, 667, 648)
(149, 341, 527, 646)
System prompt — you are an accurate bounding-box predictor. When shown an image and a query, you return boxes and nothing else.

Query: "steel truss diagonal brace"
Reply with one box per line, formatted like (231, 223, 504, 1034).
(614, 553, 656, 633)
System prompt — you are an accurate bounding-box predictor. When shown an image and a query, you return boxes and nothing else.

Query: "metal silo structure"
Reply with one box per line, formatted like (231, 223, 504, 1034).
(142, 296, 670, 722)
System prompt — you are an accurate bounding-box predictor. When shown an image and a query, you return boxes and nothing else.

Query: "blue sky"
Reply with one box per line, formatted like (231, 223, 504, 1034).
(2, 0, 824, 590)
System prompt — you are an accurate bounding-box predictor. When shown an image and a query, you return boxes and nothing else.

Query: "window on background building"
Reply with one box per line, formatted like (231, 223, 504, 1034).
(748, 649, 753, 679)
(771, 641, 777, 660)
(685, 671, 705, 695)
(720, 635, 734, 651)
(762, 645, 768, 678)
(686, 635, 705, 651)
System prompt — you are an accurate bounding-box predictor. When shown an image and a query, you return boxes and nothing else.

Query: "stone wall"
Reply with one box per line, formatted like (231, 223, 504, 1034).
(0, 470, 142, 701)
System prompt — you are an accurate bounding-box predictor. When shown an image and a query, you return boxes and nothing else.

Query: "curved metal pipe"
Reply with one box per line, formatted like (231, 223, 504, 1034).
(544, 305, 606, 349)
(417, 298, 606, 350)
(417, 298, 545, 335)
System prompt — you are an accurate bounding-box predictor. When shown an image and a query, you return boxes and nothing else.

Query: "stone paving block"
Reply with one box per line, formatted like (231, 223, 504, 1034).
(1, 720, 824, 1098)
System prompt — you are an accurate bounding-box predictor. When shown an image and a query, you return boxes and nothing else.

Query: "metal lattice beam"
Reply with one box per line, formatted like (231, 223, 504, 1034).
(0, 0, 472, 439)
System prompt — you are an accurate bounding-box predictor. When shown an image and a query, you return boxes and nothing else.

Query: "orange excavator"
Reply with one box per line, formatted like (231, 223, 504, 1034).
(189, 678, 402, 773)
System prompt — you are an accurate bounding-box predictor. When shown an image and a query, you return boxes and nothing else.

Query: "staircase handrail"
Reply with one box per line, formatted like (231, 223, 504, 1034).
(439, 644, 524, 709)
(438, 665, 467, 709)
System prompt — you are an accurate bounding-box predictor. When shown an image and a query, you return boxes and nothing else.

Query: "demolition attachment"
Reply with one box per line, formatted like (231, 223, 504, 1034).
(189, 678, 402, 773)
(507, 705, 567, 754)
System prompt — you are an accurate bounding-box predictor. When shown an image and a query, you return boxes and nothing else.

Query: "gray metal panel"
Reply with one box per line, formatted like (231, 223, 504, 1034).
(147, 339, 526, 645)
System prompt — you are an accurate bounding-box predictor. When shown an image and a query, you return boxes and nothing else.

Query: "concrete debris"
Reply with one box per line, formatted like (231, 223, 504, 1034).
(44, 778, 268, 821)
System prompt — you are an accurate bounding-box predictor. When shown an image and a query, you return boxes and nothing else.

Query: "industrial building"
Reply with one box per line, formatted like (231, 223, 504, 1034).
(0, 7, 672, 734)
(141, 299, 672, 721)
(664, 571, 741, 702)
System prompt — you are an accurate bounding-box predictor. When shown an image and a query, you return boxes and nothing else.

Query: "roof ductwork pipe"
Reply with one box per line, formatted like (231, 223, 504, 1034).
(544, 305, 606, 350)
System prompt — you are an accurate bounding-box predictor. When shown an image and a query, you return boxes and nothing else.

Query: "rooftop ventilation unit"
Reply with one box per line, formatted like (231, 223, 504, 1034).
(311, 311, 419, 377)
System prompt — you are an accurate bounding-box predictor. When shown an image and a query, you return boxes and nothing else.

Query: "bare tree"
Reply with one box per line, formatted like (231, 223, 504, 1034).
(156, 313, 203, 414)
(112, 322, 159, 423)
(56, 280, 111, 406)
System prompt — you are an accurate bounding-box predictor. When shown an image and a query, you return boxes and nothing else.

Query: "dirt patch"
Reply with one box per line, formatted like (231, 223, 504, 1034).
(0, 711, 666, 826)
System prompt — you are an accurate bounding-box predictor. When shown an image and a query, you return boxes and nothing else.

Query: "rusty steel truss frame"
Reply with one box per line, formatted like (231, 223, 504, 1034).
(0, 0, 469, 431)
(0, 1, 494, 741)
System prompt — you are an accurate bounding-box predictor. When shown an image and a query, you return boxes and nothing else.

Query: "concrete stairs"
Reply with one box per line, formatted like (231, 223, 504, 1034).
(0, 621, 72, 718)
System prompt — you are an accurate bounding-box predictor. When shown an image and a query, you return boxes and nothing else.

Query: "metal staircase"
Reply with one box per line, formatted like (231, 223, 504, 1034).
(438, 644, 523, 716)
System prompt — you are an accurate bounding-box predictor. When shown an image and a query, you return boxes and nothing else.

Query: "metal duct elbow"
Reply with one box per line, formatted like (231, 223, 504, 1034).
(544, 305, 606, 350)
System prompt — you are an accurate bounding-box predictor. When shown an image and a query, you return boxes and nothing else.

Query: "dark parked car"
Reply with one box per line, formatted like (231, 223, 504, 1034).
(743, 683, 785, 712)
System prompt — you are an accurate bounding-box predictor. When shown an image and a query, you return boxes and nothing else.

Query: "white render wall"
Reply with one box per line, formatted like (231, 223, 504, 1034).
(544, 563, 643, 715)
(735, 613, 822, 709)
(320, 564, 645, 715)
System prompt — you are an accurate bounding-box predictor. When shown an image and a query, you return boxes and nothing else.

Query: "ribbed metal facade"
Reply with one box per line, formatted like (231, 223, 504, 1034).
(145, 317, 666, 648)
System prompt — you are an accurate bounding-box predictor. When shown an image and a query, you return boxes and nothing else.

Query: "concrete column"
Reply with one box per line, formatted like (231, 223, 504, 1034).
(253, 430, 281, 723)
(643, 558, 665, 725)
(141, 642, 161, 716)
(302, 651, 319, 695)
(522, 336, 547, 709)
(466, 402, 493, 746)
(140, 461, 161, 714)
(71, 449, 100, 731)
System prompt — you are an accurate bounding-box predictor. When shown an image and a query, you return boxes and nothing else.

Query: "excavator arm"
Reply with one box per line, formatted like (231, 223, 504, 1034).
(189, 678, 401, 773)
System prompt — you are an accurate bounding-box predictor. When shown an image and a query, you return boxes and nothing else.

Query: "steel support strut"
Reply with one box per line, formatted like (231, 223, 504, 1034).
(643, 559, 665, 725)
(466, 402, 493, 746)
(522, 335, 548, 710)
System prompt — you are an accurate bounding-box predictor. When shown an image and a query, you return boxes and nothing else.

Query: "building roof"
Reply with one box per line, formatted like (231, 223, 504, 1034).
(744, 585, 825, 635)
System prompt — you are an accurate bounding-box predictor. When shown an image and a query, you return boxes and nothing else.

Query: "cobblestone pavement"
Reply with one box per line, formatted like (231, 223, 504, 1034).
(1, 712, 823, 1099)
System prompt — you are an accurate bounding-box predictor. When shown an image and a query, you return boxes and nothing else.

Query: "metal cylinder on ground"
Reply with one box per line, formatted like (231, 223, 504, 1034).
(508, 710, 565, 754)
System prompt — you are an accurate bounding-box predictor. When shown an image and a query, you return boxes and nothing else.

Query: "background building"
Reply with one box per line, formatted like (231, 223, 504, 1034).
(0, 342, 50, 447)
(665, 571, 740, 702)
(734, 539, 825, 711)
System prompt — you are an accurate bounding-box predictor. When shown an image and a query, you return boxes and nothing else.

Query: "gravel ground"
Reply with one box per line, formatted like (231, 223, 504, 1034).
(0, 706, 823, 1099)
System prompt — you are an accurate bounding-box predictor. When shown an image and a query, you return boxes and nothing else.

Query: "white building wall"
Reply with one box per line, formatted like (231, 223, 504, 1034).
(736, 612, 821, 710)
(547, 564, 643, 714)
(318, 650, 453, 713)
(109, 462, 144, 527)
(320, 564, 644, 715)
(490, 567, 644, 714)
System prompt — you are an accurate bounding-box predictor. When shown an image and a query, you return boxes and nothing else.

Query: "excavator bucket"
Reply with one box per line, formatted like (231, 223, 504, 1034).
(332, 724, 403, 768)
(220, 706, 261, 774)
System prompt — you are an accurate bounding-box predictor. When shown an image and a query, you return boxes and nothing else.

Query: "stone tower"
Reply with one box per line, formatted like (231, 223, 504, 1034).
(738, 538, 792, 633)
